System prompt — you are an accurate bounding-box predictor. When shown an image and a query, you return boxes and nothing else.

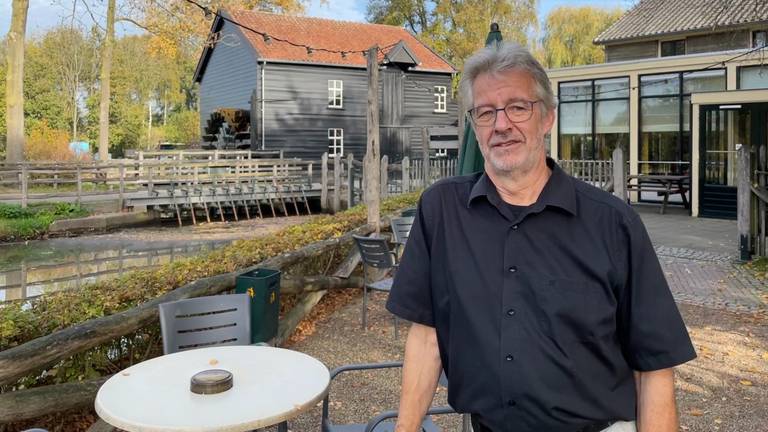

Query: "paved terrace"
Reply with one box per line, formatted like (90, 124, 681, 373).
(269, 202, 767, 432)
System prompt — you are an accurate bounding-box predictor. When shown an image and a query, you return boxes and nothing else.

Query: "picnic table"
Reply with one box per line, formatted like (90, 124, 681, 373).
(626, 174, 690, 214)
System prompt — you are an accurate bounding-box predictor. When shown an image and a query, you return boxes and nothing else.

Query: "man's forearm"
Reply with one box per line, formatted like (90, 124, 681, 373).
(394, 323, 442, 432)
(635, 368, 678, 432)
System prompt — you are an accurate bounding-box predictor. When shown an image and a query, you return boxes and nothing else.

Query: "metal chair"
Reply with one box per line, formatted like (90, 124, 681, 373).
(352, 235, 399, 336)
(389, 216, 415, 255)
(158, 293, 251, 355)
(321, 362, 456, 432)
(400, 207, 417, 217)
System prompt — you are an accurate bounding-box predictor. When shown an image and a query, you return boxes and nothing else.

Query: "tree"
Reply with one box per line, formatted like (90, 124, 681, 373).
(540, 6, 624, 68)
(5, 0, 30, 162)
(97, 0, 116, 161)
(367, 0, 537, 69)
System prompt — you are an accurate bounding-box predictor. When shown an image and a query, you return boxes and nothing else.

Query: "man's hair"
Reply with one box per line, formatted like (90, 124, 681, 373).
(459, 42, 556, 113)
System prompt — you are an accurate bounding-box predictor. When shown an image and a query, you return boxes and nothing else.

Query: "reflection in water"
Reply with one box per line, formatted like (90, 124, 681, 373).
(0, 238, 230, 302)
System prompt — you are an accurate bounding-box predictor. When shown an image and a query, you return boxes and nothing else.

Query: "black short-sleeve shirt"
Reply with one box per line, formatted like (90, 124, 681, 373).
(386, 158, 696, 432)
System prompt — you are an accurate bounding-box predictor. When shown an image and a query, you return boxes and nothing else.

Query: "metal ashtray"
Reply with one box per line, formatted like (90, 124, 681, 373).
(190, 369, 233, 395)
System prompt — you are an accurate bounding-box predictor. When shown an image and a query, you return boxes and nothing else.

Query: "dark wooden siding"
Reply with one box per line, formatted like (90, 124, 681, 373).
(259, 63, 456, 161)
(687, 31, 750, 54)
(198, 21, 259, 135)
(400, 71, 457, 159)
(605, 41, 657, 62)
(258, 63, 368, 160)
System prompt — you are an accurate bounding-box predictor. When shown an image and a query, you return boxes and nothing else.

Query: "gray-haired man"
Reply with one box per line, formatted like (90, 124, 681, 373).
(386, 42, 696, 432)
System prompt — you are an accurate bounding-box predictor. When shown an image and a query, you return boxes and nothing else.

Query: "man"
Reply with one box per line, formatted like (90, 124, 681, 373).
(386, 42, 696, 432)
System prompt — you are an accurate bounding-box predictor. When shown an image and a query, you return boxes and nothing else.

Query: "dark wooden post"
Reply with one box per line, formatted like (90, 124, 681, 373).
(20, 164, 28, 209)
(421, 127, 430, 187)
(76, 165, 82, 206)
(250, 89, 259, 150)
(380, 155, 388, 198)
(365, 45, 381, 232)
(612, 148, 626, 201)
(118, 162, 126, 211)
(321, 152, 328, 212)
(347, 153, 354, 208)
(737, 146, 751, 262)
(402, 156, 410, 193)
(333, 154, 341, 213)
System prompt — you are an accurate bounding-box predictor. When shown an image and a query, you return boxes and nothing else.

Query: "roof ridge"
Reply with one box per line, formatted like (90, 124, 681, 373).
(226, 8, 411, 31)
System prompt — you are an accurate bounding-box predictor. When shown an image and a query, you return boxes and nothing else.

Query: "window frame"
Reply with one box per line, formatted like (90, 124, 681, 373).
(638, 68, 726, 174)
(328, 80, 343, 109)
(557, 76, 630, 161)
(737, 64, 768, 89)
(753, 30, 768, 48)
(660, 39, 686, 57)
(434, 85, 447, 113)
(328, 128, 344, 156)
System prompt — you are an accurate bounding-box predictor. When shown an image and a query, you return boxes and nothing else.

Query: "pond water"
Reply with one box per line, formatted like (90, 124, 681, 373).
(0, 214, 314, 303)
(0, 237, 231, 302)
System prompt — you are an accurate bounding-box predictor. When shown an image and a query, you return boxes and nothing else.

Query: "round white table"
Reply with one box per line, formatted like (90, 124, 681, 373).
(95, 345, 330, 432)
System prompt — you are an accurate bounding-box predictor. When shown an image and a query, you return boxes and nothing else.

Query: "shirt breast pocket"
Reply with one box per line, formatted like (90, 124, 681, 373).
(534, 277, 615, 341)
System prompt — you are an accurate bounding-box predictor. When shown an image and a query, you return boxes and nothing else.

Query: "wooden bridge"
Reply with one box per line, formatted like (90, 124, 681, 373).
(0, 150, 458, 226)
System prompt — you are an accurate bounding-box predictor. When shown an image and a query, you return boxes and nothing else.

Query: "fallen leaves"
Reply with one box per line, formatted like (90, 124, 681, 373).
(739, 379, 753, 386)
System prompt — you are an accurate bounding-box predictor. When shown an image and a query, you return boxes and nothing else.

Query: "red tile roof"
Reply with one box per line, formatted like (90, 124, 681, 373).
(223, 10, 455, 72)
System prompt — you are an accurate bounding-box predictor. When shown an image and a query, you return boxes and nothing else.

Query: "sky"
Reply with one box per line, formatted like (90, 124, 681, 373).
(0, 0, 632, 38)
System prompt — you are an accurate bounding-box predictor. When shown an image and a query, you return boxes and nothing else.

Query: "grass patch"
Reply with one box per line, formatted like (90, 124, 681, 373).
(0, 202, 90, 242)
(743, 257, 768, 283)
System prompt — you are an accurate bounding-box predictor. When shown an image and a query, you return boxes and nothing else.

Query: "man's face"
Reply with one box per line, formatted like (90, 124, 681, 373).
(470, 69, 555, 176)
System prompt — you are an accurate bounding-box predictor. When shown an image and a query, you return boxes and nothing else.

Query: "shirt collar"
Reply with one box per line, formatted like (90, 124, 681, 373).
(467, 157, 577, 216)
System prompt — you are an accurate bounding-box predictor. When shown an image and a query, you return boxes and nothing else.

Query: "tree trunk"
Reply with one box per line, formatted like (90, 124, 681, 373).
(365, 45, 381, 232)
(97, 0, 116, 161)
(4, 0, 29, 163)
(0, 376, 110, 423)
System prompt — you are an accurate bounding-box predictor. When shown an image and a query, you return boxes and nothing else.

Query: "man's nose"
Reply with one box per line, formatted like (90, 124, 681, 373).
(493, 109, 513, 132)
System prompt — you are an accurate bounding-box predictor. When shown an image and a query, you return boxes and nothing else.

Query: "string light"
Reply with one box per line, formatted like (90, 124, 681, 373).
(182, 0, 399, 60)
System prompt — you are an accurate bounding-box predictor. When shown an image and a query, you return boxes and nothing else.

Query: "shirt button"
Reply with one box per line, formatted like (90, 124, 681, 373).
(508, 266, 517, 273)
(507, 309, 516, 316)
(507, 399, 517, 407)
(505, 354, 514, 361)
(512, 224, 519, 230)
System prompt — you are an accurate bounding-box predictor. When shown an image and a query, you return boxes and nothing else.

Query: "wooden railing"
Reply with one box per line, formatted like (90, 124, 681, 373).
(735, 147, 766, 260)
(317, 153, 457, 213)
(0, 158, 315, 209)
(557, 158, 615, 191)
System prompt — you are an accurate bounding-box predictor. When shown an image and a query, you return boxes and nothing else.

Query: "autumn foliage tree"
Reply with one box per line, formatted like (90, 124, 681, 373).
(540, 6, 624, 68)
(367, 0, 537, 69)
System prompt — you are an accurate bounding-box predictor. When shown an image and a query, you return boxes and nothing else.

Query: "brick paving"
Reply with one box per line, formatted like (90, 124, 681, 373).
(635, 205, 766, 314)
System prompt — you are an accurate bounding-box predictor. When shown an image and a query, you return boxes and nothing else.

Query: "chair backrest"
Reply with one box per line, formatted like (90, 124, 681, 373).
(158, 293, 251, 355)
(353, 235, 396, 269)
(390, 216, 415, 245)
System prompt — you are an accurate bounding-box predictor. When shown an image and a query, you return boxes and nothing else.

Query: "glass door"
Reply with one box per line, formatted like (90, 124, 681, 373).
(699, 106, 751, 219)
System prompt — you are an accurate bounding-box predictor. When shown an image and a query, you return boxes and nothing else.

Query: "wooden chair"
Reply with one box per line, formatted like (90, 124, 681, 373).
(158, 293, 251, 355)
(352, 235, 399, 336)
(321, 362, 455, 432)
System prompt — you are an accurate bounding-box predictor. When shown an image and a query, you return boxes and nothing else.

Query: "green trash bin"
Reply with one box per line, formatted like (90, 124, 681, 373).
(235, 268, 281, 344)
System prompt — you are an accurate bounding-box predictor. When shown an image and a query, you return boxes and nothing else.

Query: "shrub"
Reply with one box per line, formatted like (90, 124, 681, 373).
(0, 193, 419, 353)
(24, 121, 76, 162)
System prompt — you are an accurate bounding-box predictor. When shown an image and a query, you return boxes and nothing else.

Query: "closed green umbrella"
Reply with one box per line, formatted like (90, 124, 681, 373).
(457, 23, 504, 175)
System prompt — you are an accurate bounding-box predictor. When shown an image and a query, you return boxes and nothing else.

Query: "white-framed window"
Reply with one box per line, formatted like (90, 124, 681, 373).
(328, 80, 343, 108)
(328, 128, 344, 156)
(434, 86, 447, 112)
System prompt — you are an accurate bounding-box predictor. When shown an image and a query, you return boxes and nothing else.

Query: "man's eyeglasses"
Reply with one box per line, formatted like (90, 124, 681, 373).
(468, 100, 540, 126)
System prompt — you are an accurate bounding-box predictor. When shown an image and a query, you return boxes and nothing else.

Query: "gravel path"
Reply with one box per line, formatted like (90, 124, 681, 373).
(271, 293, 768, 432)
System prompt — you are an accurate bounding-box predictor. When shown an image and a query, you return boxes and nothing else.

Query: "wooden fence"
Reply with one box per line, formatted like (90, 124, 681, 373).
(738, 146, 768, 259)
(317, 153, 457, 213)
